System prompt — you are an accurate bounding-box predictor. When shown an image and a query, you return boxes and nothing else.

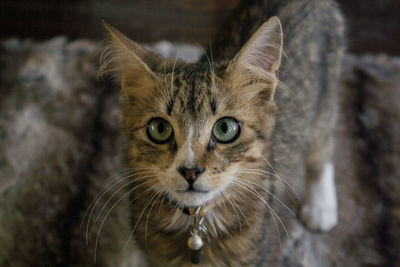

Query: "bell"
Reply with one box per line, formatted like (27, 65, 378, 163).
(187, 234, 204, 251)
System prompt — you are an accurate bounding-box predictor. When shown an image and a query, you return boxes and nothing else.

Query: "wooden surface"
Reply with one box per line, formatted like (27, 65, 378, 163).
(1, 0, 400, 55)
(0, 0, 239, 46)
(337, 0, 400, 55)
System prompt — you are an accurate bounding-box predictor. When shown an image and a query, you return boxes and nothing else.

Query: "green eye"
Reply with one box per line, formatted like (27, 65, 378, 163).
(147, 118, 173, 144)
(212, 117, 240, 143)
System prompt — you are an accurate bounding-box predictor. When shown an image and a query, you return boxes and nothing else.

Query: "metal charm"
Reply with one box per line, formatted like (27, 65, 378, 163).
(187, 207, 207, 264)
(187, 234, 204, 250)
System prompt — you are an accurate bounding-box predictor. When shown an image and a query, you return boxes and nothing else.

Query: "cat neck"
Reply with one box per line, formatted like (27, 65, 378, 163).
(131, 188, 269, 265)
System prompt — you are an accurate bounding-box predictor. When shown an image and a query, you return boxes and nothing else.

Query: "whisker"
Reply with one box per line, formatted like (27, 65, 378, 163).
(82, 168, 135, 231)
(198, 44, 216, 88)
(158, 59, 170, 104)
(199, 45, 212, 71)
(222, 191, 242, 233)
(231, 168, 279, 179)
(226, 184, 265, 240)
(85, 169, 155, 244)
(122, 190, 160, 253)
(93, 179, 156, 263)
(90, 174, 155, 236)
(232, 177, 292, 247)
(170, 57, 177, 96)
(208, 40, 216, 88)
(158, 193, 166, 214)
(233, 175, 295, 217)
(223, 189, 253, 233)
(230, 165, 302, 207)
(217, 192, 228, 211)
(145, 192, 163, 247)
(88, 177, 136, 244)
(232, 179, 290, 241)
(258, 154, 302, 204)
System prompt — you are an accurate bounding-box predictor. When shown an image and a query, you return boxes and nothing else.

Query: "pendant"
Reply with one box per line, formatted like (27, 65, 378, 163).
(188, 233, 204, 264)
(187, 234, 204, 250)
(187, 207, 207, 264)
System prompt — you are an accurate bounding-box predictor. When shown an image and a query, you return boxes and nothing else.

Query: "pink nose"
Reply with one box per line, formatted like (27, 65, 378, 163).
(177, 166, 206, 185)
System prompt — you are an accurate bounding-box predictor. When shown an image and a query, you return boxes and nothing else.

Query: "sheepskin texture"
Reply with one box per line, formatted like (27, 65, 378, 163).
(0, 38, 399, 266)
(0, 38, 201, 266)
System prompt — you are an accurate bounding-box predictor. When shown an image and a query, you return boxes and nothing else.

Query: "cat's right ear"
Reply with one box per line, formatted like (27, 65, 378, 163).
(99, 20, 163, 98)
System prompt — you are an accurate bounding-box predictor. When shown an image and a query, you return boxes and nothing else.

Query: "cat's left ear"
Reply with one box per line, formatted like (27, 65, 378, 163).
(226, 16, 283, 101)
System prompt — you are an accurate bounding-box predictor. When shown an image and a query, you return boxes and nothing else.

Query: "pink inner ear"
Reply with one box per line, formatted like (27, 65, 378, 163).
(258, 43, 282, 74)
(234, 17, 282, 75)
(224, 18, 282, 103)
(247, 40, 281, 75)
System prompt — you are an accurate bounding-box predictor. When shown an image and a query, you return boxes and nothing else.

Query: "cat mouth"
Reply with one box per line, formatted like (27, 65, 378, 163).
(177, 189, 209, 194)
(164, 189, 216, 209)
(165, 192, 205, 209)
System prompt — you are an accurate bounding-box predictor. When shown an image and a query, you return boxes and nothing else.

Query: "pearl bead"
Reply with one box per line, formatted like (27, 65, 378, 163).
(187, 235, 204, 250)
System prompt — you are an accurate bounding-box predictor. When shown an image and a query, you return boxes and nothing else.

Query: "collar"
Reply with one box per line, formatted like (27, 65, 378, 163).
(168, 193, 229, 217)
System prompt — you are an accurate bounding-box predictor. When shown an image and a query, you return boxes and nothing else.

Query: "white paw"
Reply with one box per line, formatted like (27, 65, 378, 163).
(301, 200, 338, 231)
(301, 162, 338, 231)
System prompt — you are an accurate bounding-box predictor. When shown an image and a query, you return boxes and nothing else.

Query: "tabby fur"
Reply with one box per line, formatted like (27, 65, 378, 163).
(0, 0, 344, 266)
(99, 0, 345, 266)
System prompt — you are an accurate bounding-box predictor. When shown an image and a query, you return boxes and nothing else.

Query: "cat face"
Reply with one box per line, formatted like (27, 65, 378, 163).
(101, 17, 282, 208)
(123, 62, 278, 207)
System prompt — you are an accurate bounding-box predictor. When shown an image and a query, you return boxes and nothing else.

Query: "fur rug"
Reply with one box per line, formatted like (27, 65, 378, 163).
(0, 38, 399, 266)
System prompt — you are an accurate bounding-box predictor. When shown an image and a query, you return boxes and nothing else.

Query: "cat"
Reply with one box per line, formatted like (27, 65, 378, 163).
(98, 0, 345, 266)
(0, 0, 344, 266)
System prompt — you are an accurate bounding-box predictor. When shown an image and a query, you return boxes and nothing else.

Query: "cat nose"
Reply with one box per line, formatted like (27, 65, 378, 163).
(177, 166, 206, 185)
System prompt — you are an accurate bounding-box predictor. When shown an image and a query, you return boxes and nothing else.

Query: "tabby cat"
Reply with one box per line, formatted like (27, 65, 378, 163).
(98, 0, 344, 266)
(0, 0, 344, 266)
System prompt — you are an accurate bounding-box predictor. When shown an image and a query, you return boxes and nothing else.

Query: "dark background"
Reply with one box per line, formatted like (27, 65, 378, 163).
(0, 0, 399, 55)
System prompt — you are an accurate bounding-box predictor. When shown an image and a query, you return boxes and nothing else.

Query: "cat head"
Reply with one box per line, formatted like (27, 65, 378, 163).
(100, 17, 282, 208)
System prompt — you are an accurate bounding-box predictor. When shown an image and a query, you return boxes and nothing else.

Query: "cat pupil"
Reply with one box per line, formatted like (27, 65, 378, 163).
(221, 122, 228, 133)
(157, 123, 164, 133)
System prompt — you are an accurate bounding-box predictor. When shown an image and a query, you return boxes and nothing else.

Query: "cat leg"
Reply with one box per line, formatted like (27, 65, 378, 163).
(301, 136, 338, 231)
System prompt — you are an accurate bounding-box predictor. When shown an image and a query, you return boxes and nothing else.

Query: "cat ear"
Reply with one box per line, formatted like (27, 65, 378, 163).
(99, 20, 163, 98)
(226, 16, 283, 101)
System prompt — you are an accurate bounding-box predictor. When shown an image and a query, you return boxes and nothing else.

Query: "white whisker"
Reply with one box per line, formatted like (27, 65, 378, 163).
(84, 169, 155, 244)
(258, 154, 302, 204)
(93, 179, 156, 263)
(82, 168, 135, 239)
(223, 191, 242, 233)
(145, 192, 163, 247)
(232, 180, 281, 243)
(223, 190, 252, 232)
(158, 193, 166, 214)
(233, 174, 295, 217)
(231, 164, 302, 207)
(90, 174, 155, 235)
(232, 178, 290, 241)
(122, 190, 160, 253)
